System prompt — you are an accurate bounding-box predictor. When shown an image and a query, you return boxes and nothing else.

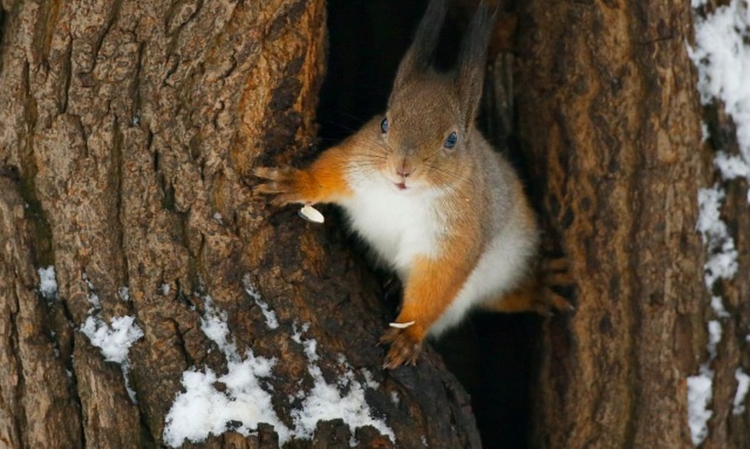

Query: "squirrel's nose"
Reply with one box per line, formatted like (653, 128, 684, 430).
(397, 160, 413, 178)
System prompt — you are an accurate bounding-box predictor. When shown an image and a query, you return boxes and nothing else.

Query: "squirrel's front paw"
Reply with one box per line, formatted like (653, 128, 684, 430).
(253, 167, 307, 206)
(379, 327, 422, 369)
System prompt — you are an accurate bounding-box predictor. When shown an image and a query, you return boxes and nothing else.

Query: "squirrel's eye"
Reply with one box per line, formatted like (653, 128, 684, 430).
(380, 117, 389, 134)
(444, 132, 458, 149)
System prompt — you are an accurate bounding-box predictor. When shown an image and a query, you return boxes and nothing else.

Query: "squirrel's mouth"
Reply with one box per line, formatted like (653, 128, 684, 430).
(395, 182, 408, 190)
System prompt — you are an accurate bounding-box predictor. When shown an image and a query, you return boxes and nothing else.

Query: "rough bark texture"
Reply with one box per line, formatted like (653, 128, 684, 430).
(0, 1, 481, 448)
(515, 0, 749, 448)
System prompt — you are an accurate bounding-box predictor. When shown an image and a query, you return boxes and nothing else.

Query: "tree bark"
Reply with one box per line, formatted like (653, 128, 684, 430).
(515, 0, 749, 448)
(0, 1, 481, 448)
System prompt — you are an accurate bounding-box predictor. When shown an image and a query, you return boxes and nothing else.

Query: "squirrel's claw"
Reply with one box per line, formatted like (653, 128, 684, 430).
(380, 327, 422, 369)
(252, 167, 304, 206)
(253, 166, 295, 181)
(253, 167, 294, 192)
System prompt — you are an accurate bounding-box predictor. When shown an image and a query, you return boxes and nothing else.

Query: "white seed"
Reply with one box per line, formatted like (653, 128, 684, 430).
(299, 205, 325, 224)
(389, 321, 415, 329)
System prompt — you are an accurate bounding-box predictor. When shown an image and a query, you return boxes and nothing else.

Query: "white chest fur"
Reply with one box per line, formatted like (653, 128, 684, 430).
(340, 173, 445, 278)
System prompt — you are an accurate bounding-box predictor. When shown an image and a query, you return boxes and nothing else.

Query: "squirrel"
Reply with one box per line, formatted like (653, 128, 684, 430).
(254, 0, 571, 369)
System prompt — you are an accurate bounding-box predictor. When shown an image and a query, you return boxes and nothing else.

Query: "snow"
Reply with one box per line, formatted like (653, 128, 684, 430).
(81, 315, 144, 364)
(243, 275, 279, 329)
(164, 296, 394, 447)
(688, 373, 713, 445)
(361, 368, 379, 389)
(710, 296, 730, 318)
(290, 327, 394, 443)
(38, 266, 58, 300)
(78, 274, 144, 402)
(687, 319, 721, 446)
(163, 356, 290, 445)
(706, 320, 722, 359)
(715, 152, 750, 179)
(689, 0, 750, 199)
(291, 322, 310, 344)
(82, 272, 101, 309)
(686, 320, 723, 445)
(687, 0, 750, 443)
(199, 295, 239, 362)
(80, 314, 144, 401)
(697, 186, 739, 289)
(733, 368, 750, 415)
(164, 295, 288, 447)
(691, 186, 737, 445)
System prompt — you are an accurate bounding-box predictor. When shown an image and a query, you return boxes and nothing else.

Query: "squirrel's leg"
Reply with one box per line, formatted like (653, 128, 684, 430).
(380, 254, 474, 369)
(254, 146, 352, 205)
(481, 258, 575, 315)
(480, 285, 568, 315)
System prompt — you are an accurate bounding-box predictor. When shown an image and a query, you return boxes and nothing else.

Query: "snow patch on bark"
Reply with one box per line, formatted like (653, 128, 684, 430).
(80, 313, 143, 402)
(243, 274, 279, 329)
(164, 295, 393, 447)
(687, 0, 750, 443)
(689, 0, 750, 199)
(289, 325, 394, 443)
(38, 266, 58, 300)
(164, 294, 289, 446)
(733, 368, 750, 415)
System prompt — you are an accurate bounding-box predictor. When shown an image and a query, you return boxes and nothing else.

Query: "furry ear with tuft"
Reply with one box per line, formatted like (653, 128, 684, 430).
(455, 2, 496, 129)
(389, 0, 448, 96)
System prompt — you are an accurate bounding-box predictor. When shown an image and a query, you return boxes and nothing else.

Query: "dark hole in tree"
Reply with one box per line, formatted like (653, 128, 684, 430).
(317, 1, 541, 448)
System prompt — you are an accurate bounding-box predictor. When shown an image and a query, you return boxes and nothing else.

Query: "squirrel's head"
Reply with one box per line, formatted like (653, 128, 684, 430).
(372, 0, 495, 193)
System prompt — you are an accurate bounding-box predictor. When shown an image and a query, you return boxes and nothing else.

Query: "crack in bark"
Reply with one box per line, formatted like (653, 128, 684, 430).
(112, 114, 129, 299)
(59, 32, 72, 114)
(162, 54, 179, 87)
(38, 0, 61, 63)
(54, 295, 85, 431)
(165, 0, 203, 38)
(8, 284, 26, 449)
(70, 113, 88, 159)
(18, 60, 55, 268)
(623, 168, 645, 449)
(129, 42, 144, 127)
(90, 0, 122, 73)
(69, 341, 87, 449)
(170, 313, 196, 369)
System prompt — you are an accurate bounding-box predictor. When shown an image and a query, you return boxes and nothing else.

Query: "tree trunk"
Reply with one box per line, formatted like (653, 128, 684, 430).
(515, 0, 750, 448)
(4, 0, 749, 448)
(0, 1, 481, 448)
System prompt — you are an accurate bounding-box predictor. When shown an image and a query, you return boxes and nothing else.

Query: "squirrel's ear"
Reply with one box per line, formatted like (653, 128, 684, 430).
(455, 2, 495, 126)
(391, 0, 448, 95)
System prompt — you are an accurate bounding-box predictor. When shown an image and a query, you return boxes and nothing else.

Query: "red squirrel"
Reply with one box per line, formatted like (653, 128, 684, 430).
(255, 0, 569, 369)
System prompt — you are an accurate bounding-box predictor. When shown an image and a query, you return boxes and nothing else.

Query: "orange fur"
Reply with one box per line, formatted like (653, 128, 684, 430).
(295, 147, 353, 203)
(395, 238, 479, 343)
(254, 145, 354, 205)
(482, 286, 538, 313)
(481, 272, 573, 315)
(300, 146, 353, 203)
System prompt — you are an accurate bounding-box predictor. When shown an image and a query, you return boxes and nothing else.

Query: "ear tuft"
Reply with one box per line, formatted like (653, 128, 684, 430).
(391, 0, 449, 94)
(456, 2, 496, 125)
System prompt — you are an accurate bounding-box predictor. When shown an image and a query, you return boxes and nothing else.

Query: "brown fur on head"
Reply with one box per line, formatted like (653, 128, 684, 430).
(375, 0, 496, 192)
